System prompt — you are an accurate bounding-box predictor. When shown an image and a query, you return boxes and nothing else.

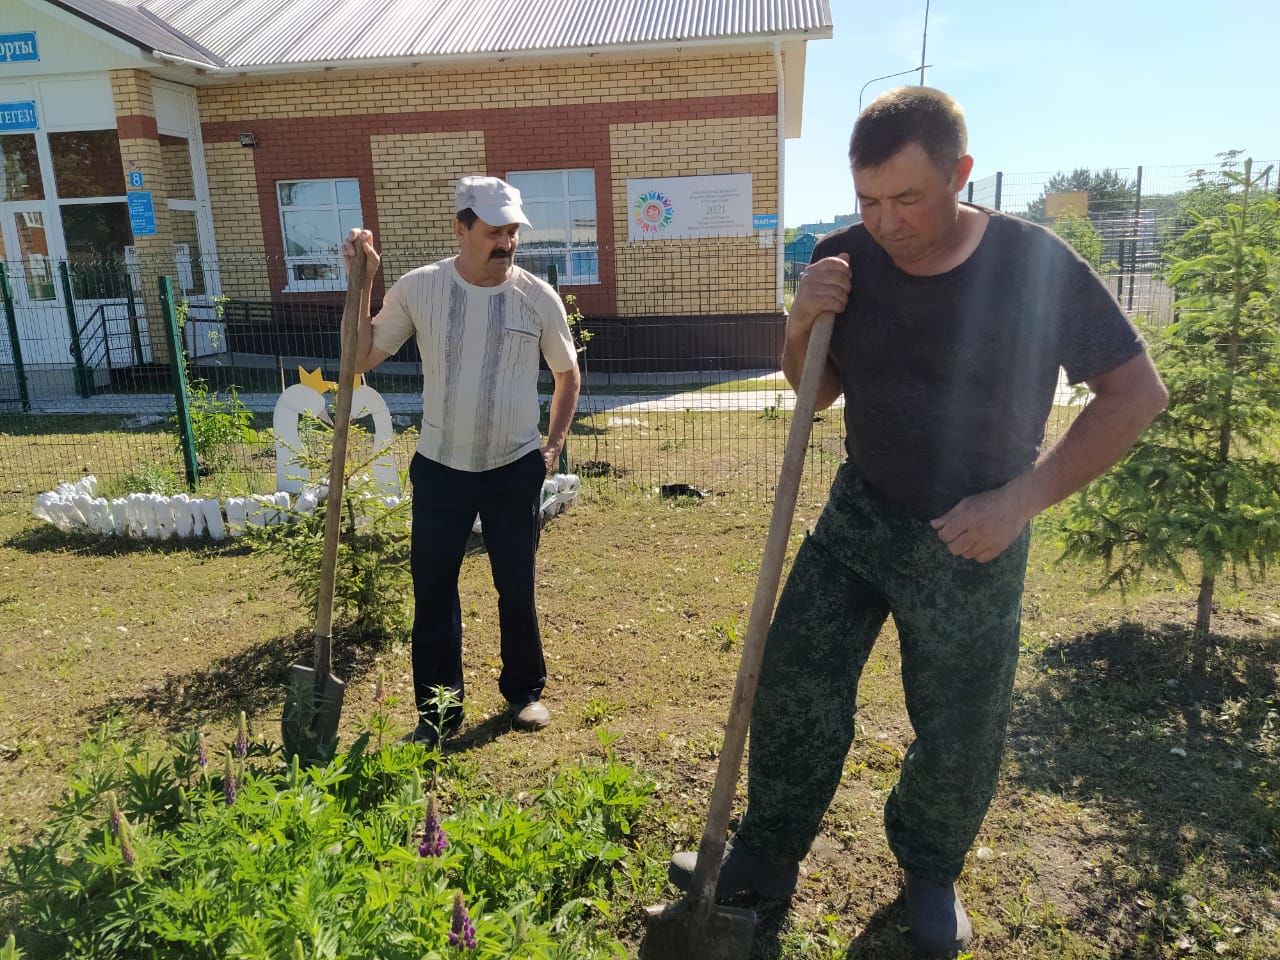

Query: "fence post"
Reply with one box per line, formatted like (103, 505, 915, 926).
(0, 264, 31, 411)
(124, 275, 145, 366)
(159, 275, 199, 490)
(58, 262, 91, 399)
(546, 262, 569, 474)
(1127, 165, 1143, 312)
(993, 172, 1003, 211)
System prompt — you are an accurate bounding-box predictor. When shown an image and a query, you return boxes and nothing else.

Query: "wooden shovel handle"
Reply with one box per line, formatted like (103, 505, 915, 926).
(689, 312, 836, 913)
(312, 244, 369, 673)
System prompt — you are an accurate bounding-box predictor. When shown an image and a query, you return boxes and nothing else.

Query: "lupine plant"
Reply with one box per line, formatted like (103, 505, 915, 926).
(0, 711, 653, 959)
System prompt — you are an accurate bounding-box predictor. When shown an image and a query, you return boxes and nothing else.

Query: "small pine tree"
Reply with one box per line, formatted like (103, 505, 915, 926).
(1057, 158, 1280, 641)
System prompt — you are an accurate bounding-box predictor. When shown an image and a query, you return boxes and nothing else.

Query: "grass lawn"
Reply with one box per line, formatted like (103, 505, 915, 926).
(1, 476, 1277, 957)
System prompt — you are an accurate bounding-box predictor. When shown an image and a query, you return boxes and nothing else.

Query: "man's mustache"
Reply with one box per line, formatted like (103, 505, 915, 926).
(489, 249, 513, 260)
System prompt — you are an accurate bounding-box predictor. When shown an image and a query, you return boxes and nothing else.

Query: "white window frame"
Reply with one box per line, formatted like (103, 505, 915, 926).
(277, 178, 362, 292)
(506, 168, 598, 286)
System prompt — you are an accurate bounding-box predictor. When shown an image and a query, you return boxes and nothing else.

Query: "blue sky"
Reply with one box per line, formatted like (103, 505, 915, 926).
(785, 0, 1280, 226)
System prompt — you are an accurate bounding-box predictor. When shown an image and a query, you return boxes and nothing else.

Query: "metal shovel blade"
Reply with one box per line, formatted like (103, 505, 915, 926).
(281, 661, 346, 762)
(638, 900, 756, 960)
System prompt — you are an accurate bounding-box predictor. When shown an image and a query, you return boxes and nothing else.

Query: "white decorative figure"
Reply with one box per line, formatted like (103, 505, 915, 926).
(201, 500, 226, 540)
(124, 494, 146, 538)
(273, 378, 329, 493)
(32, 492, 58, 527)
(247, 494, 274, 527)
(272, 368, 400, 498)
(296, 486, 320, 516)
(110, 499, 128, 537)
(225, 497, 248, 536)
(172, 494, 194, 538)
(151, 494, 174, 540)
(273, 491, 291, 524)
(555, 473, 580, 510)
(65, 495, 91, 530)
(85, 497, 113, 535)
(186, 497, 206, 538)
(350, 384, 400, 496)
(540, 479, 560, 519)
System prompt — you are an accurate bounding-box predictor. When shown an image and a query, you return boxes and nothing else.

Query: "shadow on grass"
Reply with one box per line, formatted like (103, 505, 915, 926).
(1006, 614, 1280, 943)
(3, 523, 252, 558)
(743, 896, 914, 959)
(82, 624, 389, 733)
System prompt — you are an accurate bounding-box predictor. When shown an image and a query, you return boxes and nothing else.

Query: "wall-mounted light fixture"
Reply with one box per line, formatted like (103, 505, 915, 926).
(237, 132, 257, 147)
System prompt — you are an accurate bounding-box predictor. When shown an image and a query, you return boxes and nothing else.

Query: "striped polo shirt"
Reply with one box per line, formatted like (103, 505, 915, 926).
(371, 257, 577, 472)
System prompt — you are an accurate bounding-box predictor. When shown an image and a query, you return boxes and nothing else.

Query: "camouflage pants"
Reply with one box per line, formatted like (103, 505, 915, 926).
(735, 462, 1030, 883)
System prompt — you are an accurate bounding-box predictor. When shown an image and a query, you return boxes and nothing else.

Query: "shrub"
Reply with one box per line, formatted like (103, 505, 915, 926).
(0, 715, 652, 959)
(245, 418, 413, 646)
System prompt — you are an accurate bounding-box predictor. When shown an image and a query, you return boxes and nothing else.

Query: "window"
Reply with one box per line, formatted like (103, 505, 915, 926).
(50, 131, 125, 198)
(506, 169, 597, 285)
(277, 178, 363, 291)
(0, 134, 43, 201)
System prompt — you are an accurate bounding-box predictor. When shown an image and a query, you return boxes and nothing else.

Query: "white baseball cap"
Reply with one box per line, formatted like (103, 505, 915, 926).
(455, 176, 532, 228)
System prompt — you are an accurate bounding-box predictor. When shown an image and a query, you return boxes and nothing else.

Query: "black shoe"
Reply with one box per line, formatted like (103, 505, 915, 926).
(904, 873, 972, 957)
(667, 837, 799, 901)
(510, 700, 551, 731)
(403, 715, 463, 749)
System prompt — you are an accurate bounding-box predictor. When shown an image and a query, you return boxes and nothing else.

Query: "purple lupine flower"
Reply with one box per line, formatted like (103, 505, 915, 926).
(107, 792, 136, 865)
(448, 892, 476, 950)
(223, 755, 238, 806)
(196, 731, 209, 771)
(120, 829, 136, 866)
(235, 711, 249, 760)
(418, 795, 448, 857)
(106, 791, 123, 837)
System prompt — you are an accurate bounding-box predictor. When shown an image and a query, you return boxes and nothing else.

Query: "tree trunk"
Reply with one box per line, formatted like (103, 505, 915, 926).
(1195, 573, 1215, 643)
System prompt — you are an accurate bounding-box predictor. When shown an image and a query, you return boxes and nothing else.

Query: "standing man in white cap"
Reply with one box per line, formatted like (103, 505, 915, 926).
(343, 175, 581, 746)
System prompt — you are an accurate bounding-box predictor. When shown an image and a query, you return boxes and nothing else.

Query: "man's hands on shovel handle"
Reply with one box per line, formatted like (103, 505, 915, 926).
(783, 253, 850, 413)
(342, 228, 380, 280)
(789, 252, 851, 335)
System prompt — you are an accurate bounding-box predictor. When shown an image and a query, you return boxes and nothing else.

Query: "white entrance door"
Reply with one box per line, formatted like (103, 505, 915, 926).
(0, 204, 67, 373)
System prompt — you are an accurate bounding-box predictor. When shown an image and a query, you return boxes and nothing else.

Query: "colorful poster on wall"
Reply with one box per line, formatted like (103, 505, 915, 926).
(627, 174, 753, 240)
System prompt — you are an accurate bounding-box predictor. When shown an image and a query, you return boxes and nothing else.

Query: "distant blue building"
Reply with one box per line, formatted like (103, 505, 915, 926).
(795, 213, 858, 237)
(784, 233, 818, 277)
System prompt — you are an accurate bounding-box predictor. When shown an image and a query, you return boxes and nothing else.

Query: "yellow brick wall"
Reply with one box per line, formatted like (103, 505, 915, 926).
(202, 142, 269, 298)
(610, 115, 779, 314)
(160, 140, 196, 200)
(370, 131, 486, 279)
(109, 69, 154, 119)
(196, 53, 777, 121)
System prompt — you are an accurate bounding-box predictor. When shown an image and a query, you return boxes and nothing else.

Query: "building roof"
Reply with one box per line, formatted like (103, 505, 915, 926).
(42, 0, 223, 66)
(45, 0, 832, 71)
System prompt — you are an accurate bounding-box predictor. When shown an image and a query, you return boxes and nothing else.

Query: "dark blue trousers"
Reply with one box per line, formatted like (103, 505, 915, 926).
(409, 450, 547, 726)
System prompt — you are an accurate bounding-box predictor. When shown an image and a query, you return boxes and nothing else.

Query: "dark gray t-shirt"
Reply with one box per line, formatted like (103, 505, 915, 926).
(814, 207, 1143, 520)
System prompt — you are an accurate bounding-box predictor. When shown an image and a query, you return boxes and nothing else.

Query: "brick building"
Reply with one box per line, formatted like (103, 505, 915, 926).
(2, 0, 831, 394)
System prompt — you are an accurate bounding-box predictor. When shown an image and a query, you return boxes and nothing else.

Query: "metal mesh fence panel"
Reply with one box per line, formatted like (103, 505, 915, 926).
(0, 241, 843, 504)
(4, 158, 1276, 508)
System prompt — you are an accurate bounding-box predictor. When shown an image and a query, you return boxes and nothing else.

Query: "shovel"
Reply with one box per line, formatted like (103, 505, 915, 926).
(281, 242, 371, 763)
(639, 312, 836, 960)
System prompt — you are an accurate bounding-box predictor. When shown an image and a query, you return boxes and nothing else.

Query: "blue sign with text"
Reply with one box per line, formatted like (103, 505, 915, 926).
(0, 33, 39, 63)
(0, 101, 38, 132)
(128, 192, 157, 236)
(753, 214, 779, 230)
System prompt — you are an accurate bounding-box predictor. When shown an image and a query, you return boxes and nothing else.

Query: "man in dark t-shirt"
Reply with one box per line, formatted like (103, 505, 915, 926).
(668, 88, 1168, 956)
